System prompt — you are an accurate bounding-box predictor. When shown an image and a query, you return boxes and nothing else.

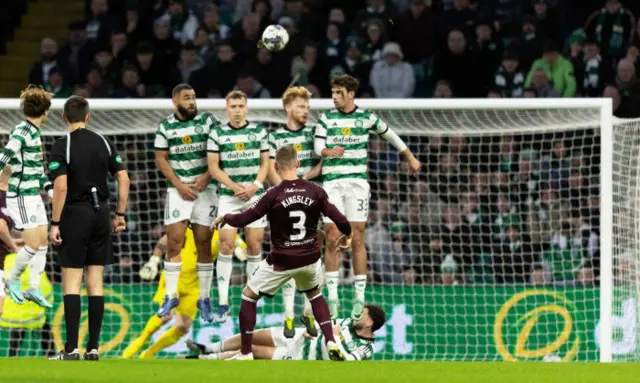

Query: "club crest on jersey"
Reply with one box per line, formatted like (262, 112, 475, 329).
(341, 127, 351, 136)
(248, 133, 257, 142)
(195, 126, 204, 134)
(235, 142, 245, 151)
(293, 143, 303, 152)
(355, 119, 363, 127)
(172, 209, 180, 218)
(182, 136, 193, 144)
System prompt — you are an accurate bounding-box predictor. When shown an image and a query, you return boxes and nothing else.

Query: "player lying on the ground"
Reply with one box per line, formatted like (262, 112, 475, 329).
(185, 304, 385, 361)
(209, 145, 353, 360)
(121, 228, 246, 359)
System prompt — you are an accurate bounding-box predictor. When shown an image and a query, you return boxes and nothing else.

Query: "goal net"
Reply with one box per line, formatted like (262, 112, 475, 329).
(0, 98, 628, 362)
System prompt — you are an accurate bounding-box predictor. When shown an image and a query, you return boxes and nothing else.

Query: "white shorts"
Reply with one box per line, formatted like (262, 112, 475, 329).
(218, 195, 267, 229)
(7, 195, 47, 230)
(247, 259, 323, 297)
(164, 186, 218, 226)
(270, 326, 305, 360)
(323, 179, 370, 223)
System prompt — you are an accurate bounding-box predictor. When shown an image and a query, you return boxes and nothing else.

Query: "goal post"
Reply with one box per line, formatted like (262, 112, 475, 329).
(0, 97, 622, 362)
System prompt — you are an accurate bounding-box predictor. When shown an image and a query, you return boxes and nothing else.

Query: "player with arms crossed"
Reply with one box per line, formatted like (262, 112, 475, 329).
(209, 146, 353, 360)
(207, 91, 269, 322)
(267, 86, 322, 338)
(186, 304, 385, 361)
(0, 85, 54, 309)
(315, 75, 421, 320)
(154, 84, 219, 322)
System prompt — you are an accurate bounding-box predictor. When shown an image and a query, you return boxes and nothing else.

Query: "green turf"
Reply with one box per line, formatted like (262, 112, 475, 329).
(1, 359, 640, 383)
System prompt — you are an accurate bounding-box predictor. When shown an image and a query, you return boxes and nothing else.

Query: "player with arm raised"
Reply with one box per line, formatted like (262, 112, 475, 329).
(154, 84, 219, 322)
(1, 86, 54, 309)
(207, 91, 269, 323)
(267, 86, 322, 338)
(186, 304, 386, 361)
(209, 145, 353, 360)
(315, 74, 421, 320)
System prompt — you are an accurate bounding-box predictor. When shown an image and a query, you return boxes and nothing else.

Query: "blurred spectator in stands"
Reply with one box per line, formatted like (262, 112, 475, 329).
(73, 84, 90, 97)
(512, 147, 541, 208)
(234, 0, 284, 23)
(248, 47, 289, 96)
(471, 20, 502, 89)
(110, 29, 133, 79)
(175, 42, 209, 95)
(431, 29, 482, 97)
(393, 0, 437, 64)
(478, 0, 523, 38)
(113, 66, 146, 98)
(132, 42, 170, 96)
(492, 218, 533, 284)
(494, 50, 524, 97)
(625, 44, 640, 74)
(525, 41, 576, 97)
(541, 139, 572, 190)
(527, 184, 570, 250)
(566, 29, 585, 67)
(59, 21, 95, 85)
(492, 193, 519, 241)
(603, 83, 633, 117)
(283, 0, 320, 40)
(85, 65, 112, 98)
(585, 0, 635, 61)
(85, 0, 117, 49)
(433, 80, 454, 97)
(159, 0, 199, 43)
(231, 12, 261, 64)
(125, 3, 151, 46)
(405, 181, 444, 235)
(329, 37, 373, 97)
(152, 17, 182, 70)
(291, 42, 325, 91)
(540, 218, 590, 285)
(459, 190, 491, 254)
(93, 48, 119, 86)
(370, 42, 415, 98)
(321, 22, 345, 70)
(497, 135, 517, 173)
(366, 201, 392, 283)
(615, 58, 640, 113)
(29, 38, 71, 87)
(194, 27, 217, 65)
(276, 16, 306, 60)
(441, 0, 477, 37)
(45, 68, 73, 99)
(517, 16, 543, 71)
(234, 71, 271, 98)
(209, 41, 238, 96)
(531, 0, 563, 47)
(201, 4, 231, 44)
(578, 38, 612, 97)
(362, 18, 387, 62)
(353, 0, 396, 35)
(434, 205, 472, 285)
(250, 0, 274, 32)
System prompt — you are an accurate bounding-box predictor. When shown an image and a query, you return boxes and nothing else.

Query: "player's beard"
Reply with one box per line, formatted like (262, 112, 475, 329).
(178, 105, 198, 120)
(294, 114, 307, 127)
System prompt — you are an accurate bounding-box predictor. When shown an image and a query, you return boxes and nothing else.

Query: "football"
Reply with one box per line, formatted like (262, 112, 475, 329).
(260, 25, 289, 52)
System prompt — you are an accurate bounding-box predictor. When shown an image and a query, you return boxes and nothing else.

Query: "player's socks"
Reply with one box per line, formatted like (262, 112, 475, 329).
(216, 254, 233, 305)
(246, 254, 261, 281)
(8, 245, 36, 283)
(239, 294, 257, 355)
(352, 275, 367, 320)
(122, 316, 163, 358)
(325, 271, 340, 319)
(163, 261, 182, 298)
(205, 341, 223, 354)
(28, 246, 48, 290)
(63, 294, 81, 353)
(308, 293, 336, 344)
(139, 327, 186, 359)
(87, 296, 105, 351)
(283, 279, 296, 319)
(196, 262, 214, 298)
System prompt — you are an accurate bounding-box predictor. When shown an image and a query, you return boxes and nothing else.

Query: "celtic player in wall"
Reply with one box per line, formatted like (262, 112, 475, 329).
(207, 91, 270, 323)
(267, 87, 322, 339)
(0, 86, 54, 309)
(315, 75, 421, 320)
(154, 84, 219, 322)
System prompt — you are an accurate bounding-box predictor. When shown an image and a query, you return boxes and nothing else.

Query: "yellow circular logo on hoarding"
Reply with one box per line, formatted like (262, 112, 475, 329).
(182, 136, 192, 144)
(235, 142, 245, 151)
(341, 127, 351, 136)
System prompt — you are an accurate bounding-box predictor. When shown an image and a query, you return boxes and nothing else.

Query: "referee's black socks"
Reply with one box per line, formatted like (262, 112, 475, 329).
(87, 296, 104, 351)
(63, 294, 81, 353)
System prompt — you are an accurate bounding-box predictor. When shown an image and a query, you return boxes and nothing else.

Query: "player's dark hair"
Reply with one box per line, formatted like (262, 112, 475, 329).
(330, 74, 360, 94)
(172, 83, 193, 97)
(365, 304, 386, 332)
(20, 84, 53, 118)
(63, 95, 90, 123)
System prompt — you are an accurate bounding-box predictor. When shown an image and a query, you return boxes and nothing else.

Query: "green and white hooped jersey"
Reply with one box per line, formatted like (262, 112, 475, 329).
(315, 107, 388, 183)
(154, 113, 219, 187)
(268, 125, 320, 181)
(207, 121, 269, 197)
(302, 318, 374, 361)
(0, 121, 50, 197)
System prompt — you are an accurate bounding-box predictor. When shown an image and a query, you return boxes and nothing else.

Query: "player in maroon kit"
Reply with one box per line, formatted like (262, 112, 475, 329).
(211, 145, 352, 360)
(0, 167, 23, 317)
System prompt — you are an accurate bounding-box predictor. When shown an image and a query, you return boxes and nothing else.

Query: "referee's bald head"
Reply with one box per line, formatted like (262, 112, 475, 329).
(63, 96, 90, 124)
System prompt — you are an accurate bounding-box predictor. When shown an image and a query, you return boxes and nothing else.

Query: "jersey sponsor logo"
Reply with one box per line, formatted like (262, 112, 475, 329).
(115, 155, 123, 164)
(173, 143, 205, 154)
(195, 126, 204, 134)
(182, 136, 193, 144)
(284, 188, 306, 193)
(341, 128, 351, 136)
(293, 143, 303, 152)
(225, 151, 256, 160)
(49, 161, 60, 170)
(235, 142, 245, 151)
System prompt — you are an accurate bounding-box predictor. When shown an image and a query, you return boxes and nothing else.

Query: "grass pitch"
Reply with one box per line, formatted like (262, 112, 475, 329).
(2, 359, 640, 383)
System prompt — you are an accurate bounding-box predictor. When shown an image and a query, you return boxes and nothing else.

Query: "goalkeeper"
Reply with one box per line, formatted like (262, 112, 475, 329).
(121, 227, 246, 359)
(185, 304, 385, 361)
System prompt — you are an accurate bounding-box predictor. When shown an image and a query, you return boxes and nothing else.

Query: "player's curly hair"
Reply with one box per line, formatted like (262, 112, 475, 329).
(282, 86, 311, 107)
(365, 304, 386, 332)
(20, 84, 53, 118)
(330, 74, 360, 94)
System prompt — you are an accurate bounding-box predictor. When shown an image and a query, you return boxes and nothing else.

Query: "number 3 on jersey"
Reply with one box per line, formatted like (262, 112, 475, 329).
(289, 210, 306, 241)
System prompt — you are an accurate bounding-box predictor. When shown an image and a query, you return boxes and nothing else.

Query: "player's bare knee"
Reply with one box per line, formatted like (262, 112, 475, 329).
(247, 241, 262, 256)
(166, 235, 184, 259)
(220, 240, 234, 255)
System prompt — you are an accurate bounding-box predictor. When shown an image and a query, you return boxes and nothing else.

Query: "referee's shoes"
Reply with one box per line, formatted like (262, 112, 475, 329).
(49, 349, 99, 361)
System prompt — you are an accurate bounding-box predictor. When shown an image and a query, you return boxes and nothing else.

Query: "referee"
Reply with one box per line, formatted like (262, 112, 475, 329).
(47, 96, 130, 361)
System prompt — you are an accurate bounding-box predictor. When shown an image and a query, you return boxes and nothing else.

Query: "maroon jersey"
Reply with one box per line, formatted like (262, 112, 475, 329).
(224, 179, 351, 271)
(0, 190, 14, 265)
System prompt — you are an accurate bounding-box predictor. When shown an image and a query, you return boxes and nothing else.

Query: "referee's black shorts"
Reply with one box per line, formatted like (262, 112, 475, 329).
(58, 202, 113, 269)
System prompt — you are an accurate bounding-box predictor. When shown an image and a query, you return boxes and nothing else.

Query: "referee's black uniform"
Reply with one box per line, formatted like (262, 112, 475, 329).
(48, 129, 125, 267)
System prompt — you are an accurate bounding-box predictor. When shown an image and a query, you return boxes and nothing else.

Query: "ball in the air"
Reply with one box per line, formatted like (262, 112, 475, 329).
(261, 25, 289, 52)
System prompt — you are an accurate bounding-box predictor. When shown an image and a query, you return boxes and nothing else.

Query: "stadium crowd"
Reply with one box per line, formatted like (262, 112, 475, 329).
(7, 0, 639, 286)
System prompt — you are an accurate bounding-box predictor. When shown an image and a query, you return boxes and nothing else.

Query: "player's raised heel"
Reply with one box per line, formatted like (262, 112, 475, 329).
(350, 300, 365, 321)
(84, 349, 99, 361)
(214, 304, 230, 323)
(283, 317, 295, 338)
(157, 295, 179, 317)
(5, 280, 24, 305)
(327, 341, 346, 361)
(328, 299, 339, 320)
(24, 288, 52, 308)
(185, 339, 207, 354)
(300, 315, 318, 337)
(228, 352, 253, 360)
(197, 297, 214, 323)
(49, 349, 81, 361)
